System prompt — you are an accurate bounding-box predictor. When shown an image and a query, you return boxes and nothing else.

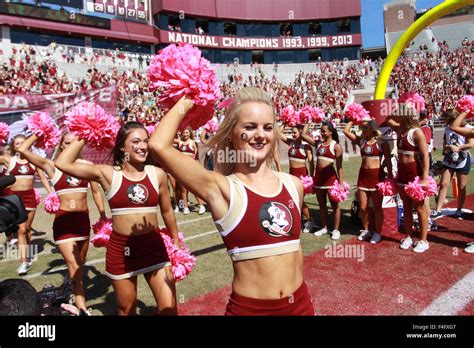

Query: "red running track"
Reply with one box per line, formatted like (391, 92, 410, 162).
(180, 194, 474, 315)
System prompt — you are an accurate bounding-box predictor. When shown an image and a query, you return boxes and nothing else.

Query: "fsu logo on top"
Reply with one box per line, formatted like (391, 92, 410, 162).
(318, 147, 326, 156)
(66, 176, 81, 187)
(364, 146, 373, 155)
(258, 202, 293, 238)
(19, 165, 29, 175)
(127, 184, 149, 205)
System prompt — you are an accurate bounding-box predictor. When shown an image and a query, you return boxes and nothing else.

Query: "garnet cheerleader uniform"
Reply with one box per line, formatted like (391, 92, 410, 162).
(178, 141, 196, 159)
(5, 156, 37, 211)
(288, 141, 308, 177)
(50, 166, 90, 245)
(313, 140, 338, 189)
(397, 129, 422, 187)
(357, 139, 384, 192)
(214, 172, 314, 315)
(104, 165, 170, 280)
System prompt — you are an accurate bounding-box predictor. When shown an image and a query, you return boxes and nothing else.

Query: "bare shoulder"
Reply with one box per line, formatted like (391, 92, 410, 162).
(151, 165, 167, 181)
(288, 173, 304, 203)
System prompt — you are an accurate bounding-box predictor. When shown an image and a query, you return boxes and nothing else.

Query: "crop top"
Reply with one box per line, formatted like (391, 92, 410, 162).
(51, 165, 89, 196)
(288, 141, 308, 163)
(397, 128, 419, 155)
(7, 156, 35, 179)
(105, 165, 160, 216)
(214, 172, 301, 262)
(316, 140, 336, 163)
(360, 139, 382, 158)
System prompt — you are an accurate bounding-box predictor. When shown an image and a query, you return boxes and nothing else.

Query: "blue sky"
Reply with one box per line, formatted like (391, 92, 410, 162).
(361, 0, 444, 48)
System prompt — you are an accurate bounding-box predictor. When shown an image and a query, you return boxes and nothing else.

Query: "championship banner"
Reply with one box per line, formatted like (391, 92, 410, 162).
(0, 86, 117, 164)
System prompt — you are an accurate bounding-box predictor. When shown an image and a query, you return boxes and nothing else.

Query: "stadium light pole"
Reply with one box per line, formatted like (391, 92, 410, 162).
(374, 0, 474, 100)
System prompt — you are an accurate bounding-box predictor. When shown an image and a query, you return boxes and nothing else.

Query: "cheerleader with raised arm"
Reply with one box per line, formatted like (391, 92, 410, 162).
(301, 121, 344, 240)
(149, 88, 314, 315)
(391, 104, 431, 253)
(0, 135, 52, 275)
(343, 120, 393, 243)
(17, 132, 106, 312)
(55, 122, 180, 315)
(278, 124, 315, 233)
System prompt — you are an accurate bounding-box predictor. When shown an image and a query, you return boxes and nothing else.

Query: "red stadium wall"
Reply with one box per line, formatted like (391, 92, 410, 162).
(152, 0, 360, 20)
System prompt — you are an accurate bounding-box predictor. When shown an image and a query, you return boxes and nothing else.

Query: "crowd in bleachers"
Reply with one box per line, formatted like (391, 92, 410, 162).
(0, 40, 472, 127)
(390, 40, 473, 119)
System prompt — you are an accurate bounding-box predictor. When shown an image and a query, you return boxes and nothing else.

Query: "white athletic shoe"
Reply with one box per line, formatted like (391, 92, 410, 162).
(400, 236, 414, 250)
(331, 230, 341, 240)
(17, 262, 30, 275)
(303, 221, 316, 233)
(314, 227, 328, 237)
(464, 243, 474, 254)
(182, 207, 190, 215)
(198, 205, 206, 215)
(413, 240, 430, 253)
(26, 257, 33, 267)
(174, 206, 180, 213)
(357, 230, 371, 241)
(370, 232, 382, 244)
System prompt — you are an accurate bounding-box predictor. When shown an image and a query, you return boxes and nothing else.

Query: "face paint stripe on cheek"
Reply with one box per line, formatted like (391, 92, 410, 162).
(240, 133, 248, 140)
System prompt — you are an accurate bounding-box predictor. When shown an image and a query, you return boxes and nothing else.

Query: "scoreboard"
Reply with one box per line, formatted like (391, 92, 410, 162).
(86, 0, 149, 23)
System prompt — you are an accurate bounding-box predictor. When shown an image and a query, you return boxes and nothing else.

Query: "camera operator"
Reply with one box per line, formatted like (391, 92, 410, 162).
(0, 278, 85, 316)
(0, 175, 27, 240)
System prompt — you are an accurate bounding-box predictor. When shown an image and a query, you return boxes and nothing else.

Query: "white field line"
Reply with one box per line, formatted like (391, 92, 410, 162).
(420, 270, 474, 315)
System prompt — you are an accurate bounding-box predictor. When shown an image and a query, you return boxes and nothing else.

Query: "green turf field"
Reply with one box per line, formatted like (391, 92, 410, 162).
(1, 152, 473, 315)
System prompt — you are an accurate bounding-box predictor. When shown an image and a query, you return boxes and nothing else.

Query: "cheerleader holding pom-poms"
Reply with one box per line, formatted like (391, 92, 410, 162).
(301, 121, 344, 241)
(149, 86, 314, 315)
(147, 43, 222, 130)
(343, 110, 393, 244)
(55, 117, 184, 315)
(17, 131, 106, 313)
(278, 121, 315, 233)
(0, 114, 55, 275)
(390, 103, 431, 253)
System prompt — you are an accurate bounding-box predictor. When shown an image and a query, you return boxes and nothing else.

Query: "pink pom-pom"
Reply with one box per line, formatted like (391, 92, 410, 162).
(376, 179, 398, 196)
(345, 103, 371, 125)
(147, 44, 221, 130)
(404, 176, 437, 201)
(426, 176, 438, 197)
(204, 118, 219, 133)
(43, 192, 60, 214)
(456, 95, 474, 118)
(299, 106, 325, 124)
(26, 112, 61, 149)
(328, 181, 350, 203)
(159, 229, 196, 282)
(91, 217, 113, 248)
(0, 122, 9, 145)
(34, 188, 42, 205)
(398, 92, 425, 112)
(64, 102, 120, 150)
(280, 105, 300, 126)
(217, 97, 234, 109)
(299, 175, 314, 194)
(145, 124, 156, 135)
